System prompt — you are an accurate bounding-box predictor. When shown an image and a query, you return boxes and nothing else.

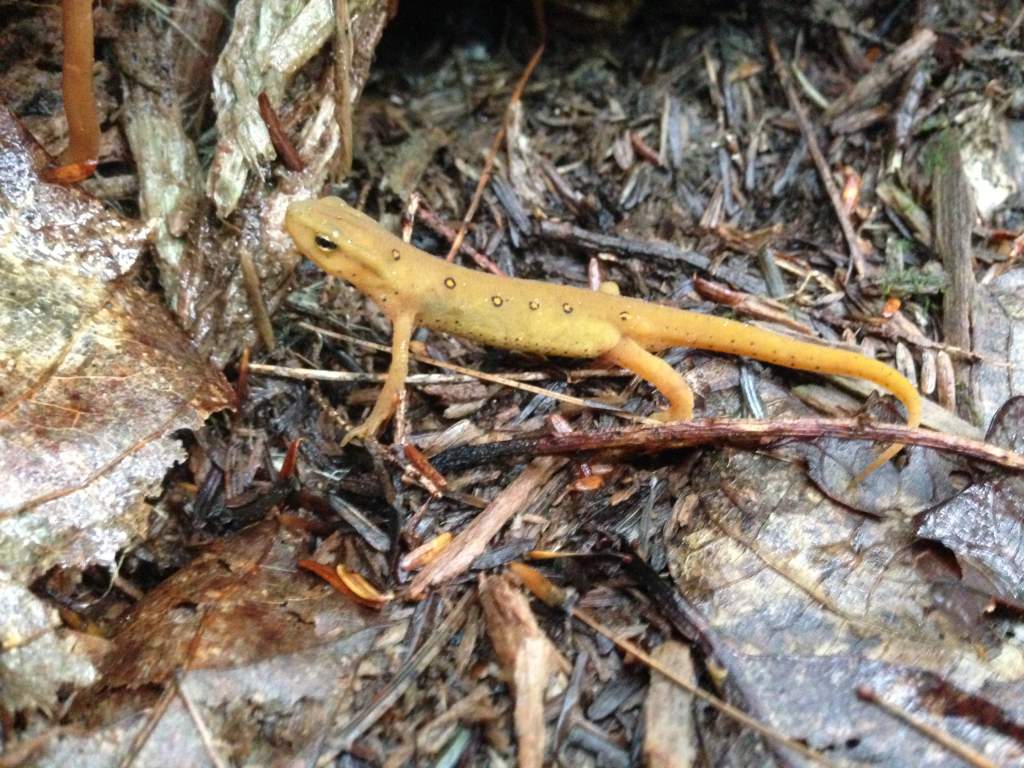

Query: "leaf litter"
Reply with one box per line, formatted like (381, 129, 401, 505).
(0, 108, 232, 710)
(3, 1, 1024, 766)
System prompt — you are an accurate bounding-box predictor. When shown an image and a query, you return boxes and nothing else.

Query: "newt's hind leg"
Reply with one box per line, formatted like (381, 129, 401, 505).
(603, 337, 693, 422)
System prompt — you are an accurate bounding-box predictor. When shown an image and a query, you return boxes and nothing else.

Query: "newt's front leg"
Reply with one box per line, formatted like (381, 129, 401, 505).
(603, 336, 694, 422)
(341, 310, 417, 445)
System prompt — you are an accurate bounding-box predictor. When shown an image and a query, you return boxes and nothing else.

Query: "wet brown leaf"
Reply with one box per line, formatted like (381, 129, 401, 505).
(667, 434, 1024, 765)
(0, 107, 233, 709)
(917, 397, 1024, 610)
(972, 270, 1024, 427)
(40, 520, 391, 768)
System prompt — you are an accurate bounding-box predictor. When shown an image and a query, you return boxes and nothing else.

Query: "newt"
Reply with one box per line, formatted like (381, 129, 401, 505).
(286, 196, 922, 481)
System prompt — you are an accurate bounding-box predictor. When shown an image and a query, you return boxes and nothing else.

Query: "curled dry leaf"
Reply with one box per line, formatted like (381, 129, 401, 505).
(400, 531, 454, 571)
(0, 107, 233, 709)
(297, 558, 394, 608)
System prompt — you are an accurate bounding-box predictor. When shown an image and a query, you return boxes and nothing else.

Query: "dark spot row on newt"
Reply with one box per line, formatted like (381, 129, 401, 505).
(442, 278, 551, 314)
(284, 196, 924, 481)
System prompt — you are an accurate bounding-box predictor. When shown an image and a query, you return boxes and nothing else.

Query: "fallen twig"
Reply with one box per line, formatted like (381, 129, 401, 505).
(416, 204, 504, 275)
(432, 418, 1023, 474)
(258, 92, 305, 171)
(763, 22, 868, 277)
(445, 0, 546, 261)
(823, 28, 937, 122)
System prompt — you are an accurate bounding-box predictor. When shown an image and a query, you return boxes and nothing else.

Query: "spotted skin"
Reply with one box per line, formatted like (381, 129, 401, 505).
(286, 197, 922, 478)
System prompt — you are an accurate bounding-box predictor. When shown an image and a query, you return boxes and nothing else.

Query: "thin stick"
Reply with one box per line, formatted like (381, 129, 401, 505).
(417, 204, 504, 275)
(293, 322, 654, 423)
(238, 249, 276, 350)
(258, 92, 305, 171)
(445, 0, 546, 261)
(823, 28, 937, 121)
(248, 361, 625, 387)
(333, 0, 354, 176)
(434, 418, 1024, 474)
(857, 687, 999, 768)
(118, 680, 178, 768)
(763, 22, 868, 277)
(175, 673, 229, 768)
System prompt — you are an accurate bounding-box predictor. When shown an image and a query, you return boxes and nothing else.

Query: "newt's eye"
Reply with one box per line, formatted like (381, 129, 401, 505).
(314, 234, 338, 251)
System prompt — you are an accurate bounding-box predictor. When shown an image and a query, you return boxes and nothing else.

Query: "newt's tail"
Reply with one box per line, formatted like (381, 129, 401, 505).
(657, 312, 922, 480)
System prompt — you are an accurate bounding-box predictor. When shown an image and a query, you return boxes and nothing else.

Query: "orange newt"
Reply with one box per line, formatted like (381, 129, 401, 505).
(286, 196, 922, 480)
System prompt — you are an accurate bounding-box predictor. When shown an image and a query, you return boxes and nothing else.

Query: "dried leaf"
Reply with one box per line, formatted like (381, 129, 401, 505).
(0, 107, 233, 709)
(668, 438, 1024, 765)
(971, 270, 1024, 427)
(297, 558, 393, 609)
(917, 398, 1024, 609)
(400, 532, 454, 571)
(40, 521, 389, 767)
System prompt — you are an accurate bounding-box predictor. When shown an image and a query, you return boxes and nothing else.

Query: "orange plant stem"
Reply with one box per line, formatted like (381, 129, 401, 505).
(61, 0, 100, 166)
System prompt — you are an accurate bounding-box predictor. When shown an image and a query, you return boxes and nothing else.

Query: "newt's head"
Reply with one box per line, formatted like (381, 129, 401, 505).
(286, 196, 392, 279)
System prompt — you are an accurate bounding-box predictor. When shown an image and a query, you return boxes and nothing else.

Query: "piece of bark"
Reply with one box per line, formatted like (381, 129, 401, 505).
(824, 28, 937, 122)
(643, 641, 698, 768)
(480, 574, 569, 768)
(408, 457, 566, 598)
(932, 130, 976, 390)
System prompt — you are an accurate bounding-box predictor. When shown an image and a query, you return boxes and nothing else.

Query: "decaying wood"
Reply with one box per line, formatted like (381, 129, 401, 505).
(643, 642, 698, 768)
(932, 131, 976, 391)
(824, 28, 937, 121)
(480, 574, 569, 768)
(408, 457, 567, 599)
